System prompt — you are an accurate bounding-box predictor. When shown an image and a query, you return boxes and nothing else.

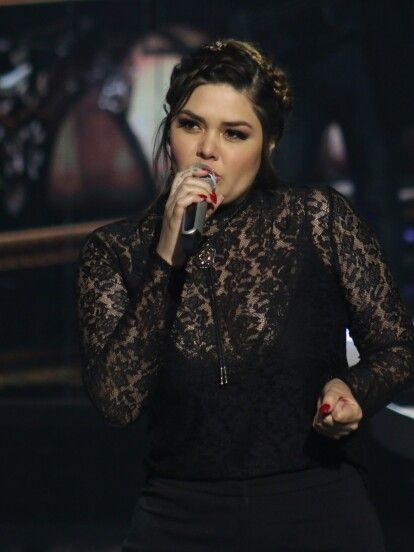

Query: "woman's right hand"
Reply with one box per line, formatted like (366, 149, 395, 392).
(156, 166, 223, 268)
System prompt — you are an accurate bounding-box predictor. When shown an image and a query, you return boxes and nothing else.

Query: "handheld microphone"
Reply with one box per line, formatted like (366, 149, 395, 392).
(181, 166, 217, 255)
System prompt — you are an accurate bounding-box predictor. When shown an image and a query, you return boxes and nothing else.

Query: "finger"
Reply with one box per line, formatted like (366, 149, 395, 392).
(314, 416, 359, 435)
(170, 167, 210, 194)
(169, 168, 194, 194)
(317, 421, 355, 435)
(316, 388, 350, 426)
(345, 422, 359, 432)
(319, 413, 335, 428)
(314, 415, 360, 434)
(169, 193, 210, 220)
(312, 396, 323, 425)
(313, 424, 354, 439)
(318, 413, 356, 432)
(167, 183, 216, 216)
(313, 399, 334, 427)
(331, 398, 362, 424)
(319, 391, 341, 415)
(205, 192, 225, 218)
(172, 177, 216, 203)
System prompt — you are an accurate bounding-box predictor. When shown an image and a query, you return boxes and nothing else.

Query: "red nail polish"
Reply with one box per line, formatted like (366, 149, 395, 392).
(210, 191, 217, 204)
(320, 403, 331, 415)
(198, 194, 208, 199)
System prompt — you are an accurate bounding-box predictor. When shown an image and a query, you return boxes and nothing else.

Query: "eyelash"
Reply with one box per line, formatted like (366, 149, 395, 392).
(176, 118, 248, 141)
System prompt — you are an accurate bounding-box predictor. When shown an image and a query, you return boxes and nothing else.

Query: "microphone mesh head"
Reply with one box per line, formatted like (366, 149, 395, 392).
(200, 172, 216, 190)
(192, 163, 216, 190)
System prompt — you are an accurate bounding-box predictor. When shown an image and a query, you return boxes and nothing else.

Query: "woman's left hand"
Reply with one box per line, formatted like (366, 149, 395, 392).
(312, 378, 363, 439)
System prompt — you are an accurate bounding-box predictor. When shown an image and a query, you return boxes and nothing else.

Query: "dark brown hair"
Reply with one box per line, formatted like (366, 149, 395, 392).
(153, 38, 292, 194)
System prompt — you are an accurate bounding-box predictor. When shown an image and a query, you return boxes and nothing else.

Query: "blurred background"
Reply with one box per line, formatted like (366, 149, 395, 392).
(0, 0, 413, 550)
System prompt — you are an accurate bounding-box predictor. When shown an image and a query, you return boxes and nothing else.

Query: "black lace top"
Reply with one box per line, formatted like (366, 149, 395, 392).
(78, 186, 414, 480)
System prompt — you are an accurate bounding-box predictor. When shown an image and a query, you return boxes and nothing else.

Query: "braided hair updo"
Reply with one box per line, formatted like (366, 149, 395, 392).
(154, 38, 292, 191)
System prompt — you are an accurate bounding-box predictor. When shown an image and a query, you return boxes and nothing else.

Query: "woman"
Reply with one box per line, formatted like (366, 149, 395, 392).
(78, 39, 414, 551)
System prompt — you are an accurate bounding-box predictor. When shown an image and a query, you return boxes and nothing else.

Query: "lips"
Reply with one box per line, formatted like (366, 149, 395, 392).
(196, 163, 221, 179)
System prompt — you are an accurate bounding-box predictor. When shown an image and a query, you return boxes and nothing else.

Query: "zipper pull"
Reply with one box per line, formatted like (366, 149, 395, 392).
(220, 364, 228, 386)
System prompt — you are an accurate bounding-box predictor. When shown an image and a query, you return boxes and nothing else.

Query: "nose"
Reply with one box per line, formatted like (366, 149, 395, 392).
(196, 131, 219, 161)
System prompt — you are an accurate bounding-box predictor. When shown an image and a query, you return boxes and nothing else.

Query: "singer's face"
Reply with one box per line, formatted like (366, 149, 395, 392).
(170, 84, 265, 204)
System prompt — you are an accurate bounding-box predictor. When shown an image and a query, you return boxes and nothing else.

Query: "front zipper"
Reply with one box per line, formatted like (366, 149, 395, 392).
(206, 266, 228, 386)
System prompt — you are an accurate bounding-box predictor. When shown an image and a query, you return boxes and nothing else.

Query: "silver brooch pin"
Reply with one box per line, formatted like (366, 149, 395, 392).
(196, 244, 216, 268)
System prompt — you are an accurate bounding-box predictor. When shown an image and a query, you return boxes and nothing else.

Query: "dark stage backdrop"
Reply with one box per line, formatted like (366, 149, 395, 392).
(0, 1, 413, 550)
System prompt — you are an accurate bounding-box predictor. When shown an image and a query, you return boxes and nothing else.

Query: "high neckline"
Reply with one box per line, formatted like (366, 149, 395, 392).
(209, 185, 258, 222)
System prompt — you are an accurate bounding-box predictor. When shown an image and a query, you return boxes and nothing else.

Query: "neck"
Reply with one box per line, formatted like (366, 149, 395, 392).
(220, 185, 254, 208)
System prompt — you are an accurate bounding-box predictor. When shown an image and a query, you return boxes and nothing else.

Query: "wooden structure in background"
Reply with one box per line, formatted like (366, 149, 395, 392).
(0, 219, 116, 271)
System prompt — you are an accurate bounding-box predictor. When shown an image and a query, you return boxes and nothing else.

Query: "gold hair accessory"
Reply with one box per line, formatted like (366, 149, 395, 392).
(205, 40, 225, 52)
(204, 39, 291, 110)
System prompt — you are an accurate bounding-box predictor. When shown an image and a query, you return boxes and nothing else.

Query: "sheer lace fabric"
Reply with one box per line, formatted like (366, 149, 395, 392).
(78, 186, 414, 478)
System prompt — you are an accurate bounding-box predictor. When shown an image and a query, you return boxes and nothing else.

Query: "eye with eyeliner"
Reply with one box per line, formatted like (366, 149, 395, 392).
(224, 129, 248, 141)
(177, 117, 200, 131)
(177, 117, 249, 141)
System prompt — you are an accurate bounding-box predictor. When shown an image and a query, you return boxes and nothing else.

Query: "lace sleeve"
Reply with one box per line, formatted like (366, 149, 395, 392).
(329, 187, 414, 416)
(77, 224, 175, 426)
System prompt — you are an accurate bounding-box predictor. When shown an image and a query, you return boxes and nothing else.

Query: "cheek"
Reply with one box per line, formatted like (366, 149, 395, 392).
(170, 133, 193, 166)
(171, 143, 184, 164)
(232, 145, 262, 175)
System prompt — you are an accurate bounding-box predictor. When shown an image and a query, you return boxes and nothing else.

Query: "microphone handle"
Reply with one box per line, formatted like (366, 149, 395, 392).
(181, 201, 209, 254)
(181, 172, 216, 254)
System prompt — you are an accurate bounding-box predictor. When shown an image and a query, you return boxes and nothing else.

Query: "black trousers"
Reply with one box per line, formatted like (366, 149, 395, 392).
(122, 463, 386, 552)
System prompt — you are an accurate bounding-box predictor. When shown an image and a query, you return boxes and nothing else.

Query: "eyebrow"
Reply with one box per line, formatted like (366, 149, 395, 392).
(178, 109, 253, 129)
